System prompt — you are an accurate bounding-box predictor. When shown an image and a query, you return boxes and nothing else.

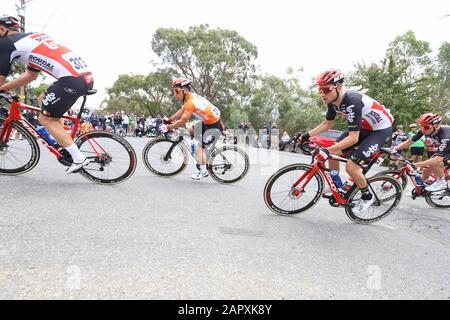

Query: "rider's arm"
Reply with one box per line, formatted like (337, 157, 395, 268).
(169, 110, 191, 130)
(169, 108, 184, 121)
(0, 70, 39, 92)
(328, 131, 360, 154)
(395, 138, 414, 151)
(307, 105, 336, 137)
(397, 131, 422, 150)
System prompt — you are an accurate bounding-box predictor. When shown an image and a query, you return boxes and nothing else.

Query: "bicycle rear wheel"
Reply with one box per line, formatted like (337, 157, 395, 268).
(142, 137, 189, 177)
(346, 175, 402, 224)
(208, 146, 249, 184)
(263, 164, 324, 215)
(76, 131, 137, 184)
(0, 116, 40, 175)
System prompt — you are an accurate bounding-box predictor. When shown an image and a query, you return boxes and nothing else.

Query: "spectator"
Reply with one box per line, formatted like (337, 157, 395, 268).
(122, 113, 129, 135)
(113, 112, 123, 133)
(389, 125, 408, 169)
(279, 131, 291, 151)
(408, 123, 425, 164)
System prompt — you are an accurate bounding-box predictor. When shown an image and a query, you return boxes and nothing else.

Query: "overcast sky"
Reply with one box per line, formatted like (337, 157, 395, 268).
(4, 0, 450, 108)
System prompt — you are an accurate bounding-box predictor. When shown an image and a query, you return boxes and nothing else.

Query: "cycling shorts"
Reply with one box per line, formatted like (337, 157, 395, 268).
(41, 75, 93, 118)
(193, 120, 225, 149)
(337, 127, 392, 165)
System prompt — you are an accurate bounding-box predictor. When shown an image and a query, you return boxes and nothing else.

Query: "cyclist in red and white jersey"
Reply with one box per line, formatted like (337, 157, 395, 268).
(0, 15, 94, 174)
(299, 69, 394, 214)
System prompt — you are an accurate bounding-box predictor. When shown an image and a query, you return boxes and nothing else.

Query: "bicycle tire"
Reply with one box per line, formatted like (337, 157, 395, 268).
(142, 137, 189, 177)
(75, 131, 137, 184)
(424, 189, 450, 208)
(345, 175, 402, 224)
(373, 169, 408, 191)
(0, 115, 40, 175)
(263, 163, 324, 215)
(208, 146, 250, 184)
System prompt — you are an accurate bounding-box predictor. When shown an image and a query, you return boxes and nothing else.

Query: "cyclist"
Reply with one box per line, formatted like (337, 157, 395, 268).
(159, 77, 224, 180)
(299, 69, 394, 214)
(0, 14, 94, 174)
(394, 113, 449, 192)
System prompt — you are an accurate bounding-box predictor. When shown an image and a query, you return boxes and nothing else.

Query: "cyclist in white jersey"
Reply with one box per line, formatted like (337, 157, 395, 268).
(0, 15, 94, 174)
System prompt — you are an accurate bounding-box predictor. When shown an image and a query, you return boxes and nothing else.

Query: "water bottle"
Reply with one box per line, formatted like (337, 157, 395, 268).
(414, 173, 425, 187)
(343, 177, 355, 191)
(330, 170, 344, 189)
(36, 126, 57, 146)
(190, 139, 197, 156)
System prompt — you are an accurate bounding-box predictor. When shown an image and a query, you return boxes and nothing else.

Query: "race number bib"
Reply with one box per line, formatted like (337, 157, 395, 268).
(62, 52, 89, 73)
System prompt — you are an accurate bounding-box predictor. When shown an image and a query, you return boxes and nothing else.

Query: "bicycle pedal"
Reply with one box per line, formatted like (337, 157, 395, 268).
(322, 193, 333, 199)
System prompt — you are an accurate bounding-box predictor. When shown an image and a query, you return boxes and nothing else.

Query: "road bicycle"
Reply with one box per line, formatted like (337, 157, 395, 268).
(374, 151, 450, 208)
(142, 126, 250, 184)
(0, 91, 137, 184)
(263, 142, 403, 224)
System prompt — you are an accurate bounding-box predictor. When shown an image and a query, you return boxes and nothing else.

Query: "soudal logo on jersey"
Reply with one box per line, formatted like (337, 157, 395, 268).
(367, 111, 383, 124)
(363, 144, 379, 158)
(29, 55, 54, 72)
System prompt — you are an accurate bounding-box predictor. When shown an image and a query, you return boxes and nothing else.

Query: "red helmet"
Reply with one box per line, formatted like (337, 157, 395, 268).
(172, 77, 192, 89)
(0, 15, 21, 31)
(418, 113, 442, 126)
(315, 69, 345, 86)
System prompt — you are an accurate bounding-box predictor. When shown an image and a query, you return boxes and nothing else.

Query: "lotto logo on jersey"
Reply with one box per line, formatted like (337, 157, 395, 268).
(346, 106, 355, 123)
(363, 144, 379, 158)
(42, 93, 57, 106)
(439, 139, 449, 152)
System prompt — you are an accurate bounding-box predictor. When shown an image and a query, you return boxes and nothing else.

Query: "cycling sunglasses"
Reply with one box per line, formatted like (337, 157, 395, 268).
(421, 125, 433, 131)
(318, 86, 335, 95)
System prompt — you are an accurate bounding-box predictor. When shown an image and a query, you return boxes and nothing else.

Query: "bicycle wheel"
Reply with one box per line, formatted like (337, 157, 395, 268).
(208, 146, 250, 184)
(346, 175, 402, 224)
(142, 137, 189, 177)
(424, 185, 450, 208)
(75, 131, 137, 184)
(0, 116, 40, 175)
(374, 169, 408, 191)
(263, 163, 324, 215)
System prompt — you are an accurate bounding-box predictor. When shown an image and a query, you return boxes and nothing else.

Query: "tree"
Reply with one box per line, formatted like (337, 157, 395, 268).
(151, 24, 258, 124)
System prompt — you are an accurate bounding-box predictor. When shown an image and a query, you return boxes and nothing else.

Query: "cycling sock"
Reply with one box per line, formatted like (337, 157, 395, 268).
(360, 186, 373, 201)
(65, 144, 86, 163)
(200, 165, 207, 174)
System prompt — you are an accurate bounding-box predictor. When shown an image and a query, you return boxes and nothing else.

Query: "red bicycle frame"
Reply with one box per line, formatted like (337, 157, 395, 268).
(0, 94, 107, 161)
(291, 149, 385, 206)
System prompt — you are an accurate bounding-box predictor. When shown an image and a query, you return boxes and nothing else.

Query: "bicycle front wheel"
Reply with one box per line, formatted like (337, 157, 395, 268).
(0, 116, 40, 175)
(76, 131, 137, 184)
(142, 137, 189, 177)
(208, 146, 250, 184)
(346, 175, 402, 224)
(263, 164, 324, 216)
(424, 186, 450, 208)
(374, 169, 408, 191)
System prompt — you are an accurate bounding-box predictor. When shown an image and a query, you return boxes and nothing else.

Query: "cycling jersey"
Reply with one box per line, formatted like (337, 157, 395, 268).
(412, 126, 450, 157)
(0, 32, 93, 84)
(326, 91, 394, 132)
(182, 93, 221, 125)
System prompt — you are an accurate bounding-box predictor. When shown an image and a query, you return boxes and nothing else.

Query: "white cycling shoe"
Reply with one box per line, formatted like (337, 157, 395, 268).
(352, 196, 375, 215)
(191, 171, 209, 180)
(65, 158, 90, 174)
(425, 179, 447, 192)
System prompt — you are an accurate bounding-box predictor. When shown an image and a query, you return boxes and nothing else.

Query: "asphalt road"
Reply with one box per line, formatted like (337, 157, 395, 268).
(0, 137, 449, 299)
